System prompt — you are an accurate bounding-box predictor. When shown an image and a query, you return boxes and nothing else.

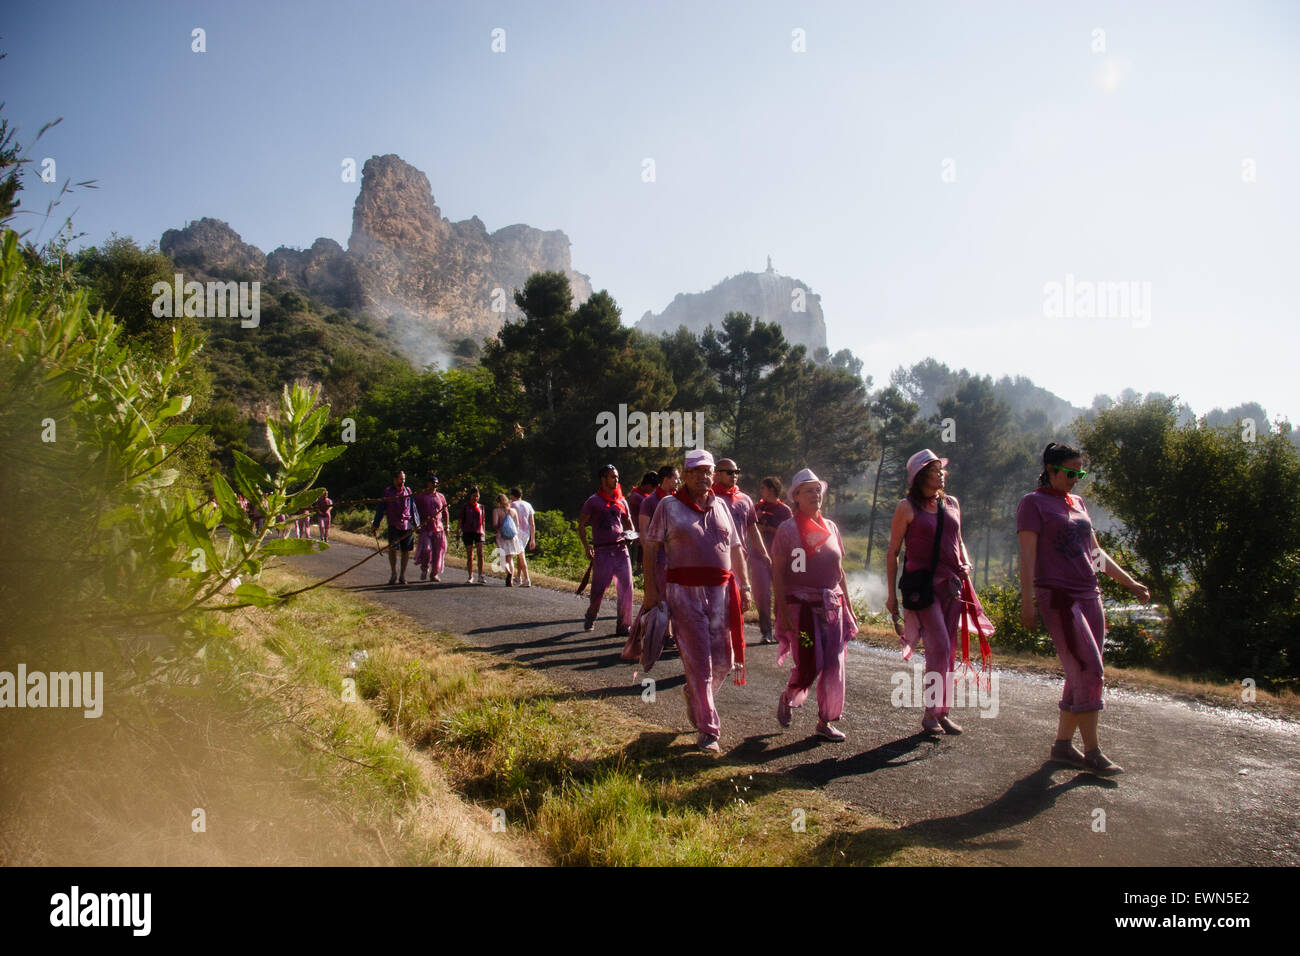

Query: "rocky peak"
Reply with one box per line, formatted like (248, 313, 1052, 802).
(637, 264, 828, 353)
(160, 218, 265, 278)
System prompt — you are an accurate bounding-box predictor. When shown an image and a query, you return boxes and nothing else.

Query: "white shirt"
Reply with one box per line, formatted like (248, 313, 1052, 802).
(511, 498, 535, 545)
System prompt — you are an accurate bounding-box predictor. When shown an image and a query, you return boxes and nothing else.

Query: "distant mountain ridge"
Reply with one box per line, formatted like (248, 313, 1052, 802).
(637, 259, 828, 353)
(160, 154, 592, 364)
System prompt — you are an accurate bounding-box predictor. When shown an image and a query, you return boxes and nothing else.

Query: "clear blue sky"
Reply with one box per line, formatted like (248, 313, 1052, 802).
(5, 0, 1297, 423)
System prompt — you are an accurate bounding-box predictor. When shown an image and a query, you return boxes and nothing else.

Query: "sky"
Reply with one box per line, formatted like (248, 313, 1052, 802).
(4, 0, 1297, 423)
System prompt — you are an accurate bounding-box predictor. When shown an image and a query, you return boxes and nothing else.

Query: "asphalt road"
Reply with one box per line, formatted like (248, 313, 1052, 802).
(289, 540, 1300, 866)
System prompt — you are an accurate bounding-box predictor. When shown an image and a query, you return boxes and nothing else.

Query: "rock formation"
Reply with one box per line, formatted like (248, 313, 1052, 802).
(160, 154, 592, 358)
(637, 257, 828, 353)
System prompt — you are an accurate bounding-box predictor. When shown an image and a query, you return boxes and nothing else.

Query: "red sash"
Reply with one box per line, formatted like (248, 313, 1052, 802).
(666, 565, 746, 685)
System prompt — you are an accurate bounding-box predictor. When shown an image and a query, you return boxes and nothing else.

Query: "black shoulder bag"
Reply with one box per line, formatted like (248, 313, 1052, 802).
(899, 499, 945, 610)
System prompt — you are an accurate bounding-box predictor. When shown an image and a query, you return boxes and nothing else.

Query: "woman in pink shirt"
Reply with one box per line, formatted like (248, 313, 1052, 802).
(1017, 442, 1149, 774)
(773, 469, 858, 742)
(885, 449, 989, 736)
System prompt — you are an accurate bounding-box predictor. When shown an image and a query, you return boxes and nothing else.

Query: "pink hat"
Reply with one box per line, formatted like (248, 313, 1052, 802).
(906, 449, 948, 488)
(788, 467, 828, 502)
(684, 448, 715, 470)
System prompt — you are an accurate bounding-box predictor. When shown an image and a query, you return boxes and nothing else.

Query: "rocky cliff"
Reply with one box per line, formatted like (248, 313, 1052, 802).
(636, 259, 828, 353)
(160, 154, 592, 359)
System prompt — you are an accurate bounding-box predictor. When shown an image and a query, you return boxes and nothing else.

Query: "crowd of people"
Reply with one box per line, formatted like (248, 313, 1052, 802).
(352, 441, 1150, 769)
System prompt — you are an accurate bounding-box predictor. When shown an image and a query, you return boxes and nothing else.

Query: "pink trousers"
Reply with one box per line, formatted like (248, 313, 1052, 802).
(416, 528, 448, 577)
(777, 586, 856, 723)
(588, 545, 634, 627)
(1037, 586, 1106, 712)
(665, 582, 734, 738)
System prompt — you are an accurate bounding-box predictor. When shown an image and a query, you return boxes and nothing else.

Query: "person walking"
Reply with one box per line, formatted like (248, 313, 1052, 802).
(414, 473, 448, 582)
(712, 458, 773, 640)
(509, 487, 535, 587)
(773, 468, 858, 742)
(627, 471, 659, 571)
(639, 465, 681, 629)
(458, 487, 487, 585)
(578, 465, 636, 634)
(754, 476, 794, 644)
(313, 489, 333, 542)
(884, 450, 990, 735)
(371, 469, 422, 586)
(492, 493, 524, 586)
(642, 449, 751, 753)
(1018, 442, 1149, 774)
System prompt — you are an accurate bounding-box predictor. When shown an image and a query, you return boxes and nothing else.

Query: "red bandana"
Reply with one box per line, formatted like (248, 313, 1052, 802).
(794, 508, 831, 555)
(597, 483, 628, 514)
(673, 486, 709, 512)
(711, 481, 739, 498)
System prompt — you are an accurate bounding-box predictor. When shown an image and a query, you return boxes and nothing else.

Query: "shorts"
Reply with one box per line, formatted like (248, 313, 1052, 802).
(386, 527, 415, 552)
(462, 532, 485, 548)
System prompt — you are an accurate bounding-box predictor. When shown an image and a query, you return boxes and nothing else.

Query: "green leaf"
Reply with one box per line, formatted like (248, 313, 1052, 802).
(259, 537, 318, 555)
(233, 582, 279, 607)
(157, 393, 192, 421)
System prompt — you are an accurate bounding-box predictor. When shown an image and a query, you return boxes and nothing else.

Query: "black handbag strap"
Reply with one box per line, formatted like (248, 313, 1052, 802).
(928, 499, 946, 573)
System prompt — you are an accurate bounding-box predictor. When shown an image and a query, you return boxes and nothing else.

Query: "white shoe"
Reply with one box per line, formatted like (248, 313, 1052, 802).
(475, 575, 486, 585)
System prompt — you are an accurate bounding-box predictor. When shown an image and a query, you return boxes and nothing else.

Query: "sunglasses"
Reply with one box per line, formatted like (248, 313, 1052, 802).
(719, 469, 741, 476)
(1052, 465, 1088, 479)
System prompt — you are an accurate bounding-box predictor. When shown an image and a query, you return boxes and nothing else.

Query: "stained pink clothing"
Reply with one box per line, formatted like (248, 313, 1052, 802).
(1038, 586, 1107, 712)
(751, 553, 774, 639)
(715, 490, 758, 554)
(644, 493, 741, 570)
(648, 493, 742, 737)
(898, 499, 989, 717)
(902, 498, 963, 574)
(666, 582, 734, 737)
(587, 545, 634, 628)
(628, 489, 647, 526)
(313, 495, 332, 541)
(772, 518, 856, 723)
(581, 493, 628, 547)
(1016, 491, 1099, 593)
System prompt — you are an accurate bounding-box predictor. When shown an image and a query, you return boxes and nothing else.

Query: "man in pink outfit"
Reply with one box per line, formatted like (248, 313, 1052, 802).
(578, 465, 635, 635)
(413, 473, 448, 582)
(643, 449, 751, 753)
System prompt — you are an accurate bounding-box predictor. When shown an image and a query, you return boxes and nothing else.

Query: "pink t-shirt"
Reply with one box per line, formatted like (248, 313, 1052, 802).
(772, 516, 844, 592)
(646, 493, 741, 570)
(1016, 490, 1098, 592)
(715, 490, 758, 554)
(581, 493, 628, 547)
(903, 498, 963, 575)
(756, 499, 794, 552)
(413, 492, 447, 532)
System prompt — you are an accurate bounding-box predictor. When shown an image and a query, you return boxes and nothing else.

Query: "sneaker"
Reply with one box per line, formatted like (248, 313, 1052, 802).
(760, 633, 777, 645)
(475, 575, 486, 585)
(697, 733, 721, 753)
(583, 613, 595, 632)
(921, 716, 943, 735)
(466, 573, 474, 584)
(523, 579, 533, 588)
(776, 692, 792, 728)
(614, 623, 630, 637)
(1049, 740, 1087, 769)
(1083, 748, 1124, 775)
(431, 575, 440, 583)
(815, 721, 846, 742)
(938, 715, 963, 735)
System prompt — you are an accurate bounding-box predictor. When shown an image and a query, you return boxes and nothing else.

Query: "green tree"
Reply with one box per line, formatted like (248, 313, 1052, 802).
(1077, 398, 1300, 681)
(700, 312, 789, 464)
(865, 386, 919, 566)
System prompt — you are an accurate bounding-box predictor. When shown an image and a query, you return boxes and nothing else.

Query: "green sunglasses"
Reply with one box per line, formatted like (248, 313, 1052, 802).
(1052, 465, 1088, 479)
